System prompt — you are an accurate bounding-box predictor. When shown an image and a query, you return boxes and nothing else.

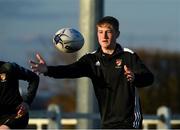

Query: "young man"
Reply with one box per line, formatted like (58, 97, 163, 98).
(0, 61, 39, 129)
(30, 16, 154, 129)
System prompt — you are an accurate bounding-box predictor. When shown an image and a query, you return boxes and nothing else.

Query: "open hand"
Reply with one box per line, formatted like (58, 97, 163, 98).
(29, 53, 48, 74)
(124, 65, 135, 83)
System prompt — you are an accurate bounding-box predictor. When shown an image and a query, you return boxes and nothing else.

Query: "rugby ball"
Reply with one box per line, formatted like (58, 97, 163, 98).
(53, 28, 84, 53)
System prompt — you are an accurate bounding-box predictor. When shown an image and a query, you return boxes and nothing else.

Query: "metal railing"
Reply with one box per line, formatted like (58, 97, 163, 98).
(28, 104, 180, 130)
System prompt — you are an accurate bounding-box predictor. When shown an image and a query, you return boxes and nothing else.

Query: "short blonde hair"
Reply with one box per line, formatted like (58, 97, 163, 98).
(96, 16, 119, 31)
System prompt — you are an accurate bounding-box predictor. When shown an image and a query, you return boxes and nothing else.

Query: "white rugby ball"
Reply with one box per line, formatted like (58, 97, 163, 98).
(53, 28, 84, 53)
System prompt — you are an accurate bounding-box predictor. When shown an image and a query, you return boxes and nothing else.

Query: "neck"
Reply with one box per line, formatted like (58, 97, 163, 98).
(101, 44, 117, 55)
(102, 49, 114, 55)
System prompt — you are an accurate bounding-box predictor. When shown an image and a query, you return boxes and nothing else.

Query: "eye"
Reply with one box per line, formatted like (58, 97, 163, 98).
(98, 30, 103, 33)
(107, 30, 113, 33)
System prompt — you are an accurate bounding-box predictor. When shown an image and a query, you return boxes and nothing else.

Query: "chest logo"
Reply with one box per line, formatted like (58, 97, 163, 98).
(95, 61, 100, 66)
(0, 73, 7, 82)
(115, 59, 122, 68)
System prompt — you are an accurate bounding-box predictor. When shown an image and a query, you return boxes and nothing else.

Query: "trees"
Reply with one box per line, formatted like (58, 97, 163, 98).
(137, 49, 180, 114)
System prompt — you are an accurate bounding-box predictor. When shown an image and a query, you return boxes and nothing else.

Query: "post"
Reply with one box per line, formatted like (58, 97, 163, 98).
(47, 104, 61, 129)
(157, 106, 171, 129)
(77, 0, 104, 129)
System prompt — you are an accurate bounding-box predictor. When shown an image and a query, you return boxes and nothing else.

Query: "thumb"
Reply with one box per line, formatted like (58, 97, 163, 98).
(36, 53, 45, 64)
(124, 65, 129, 72)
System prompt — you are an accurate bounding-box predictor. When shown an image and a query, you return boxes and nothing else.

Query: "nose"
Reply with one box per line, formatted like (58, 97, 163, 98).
(103, 32, 108, 39)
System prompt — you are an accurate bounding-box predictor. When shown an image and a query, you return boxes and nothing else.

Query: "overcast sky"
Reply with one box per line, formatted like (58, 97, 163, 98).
(0, 0, 179, 66)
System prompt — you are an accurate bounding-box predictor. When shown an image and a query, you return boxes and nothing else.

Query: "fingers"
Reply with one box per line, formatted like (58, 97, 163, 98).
(124, 65, 135, 82)
(29, 53, 46, 67)
(124, 65, 128, 73)
(29, 60, 39, 73)
(16, 107, 25, 118)
(36, 53, 45, 64)
(29, 53, 47, 74)
(16, 102, 29, 118)
(29, 60, 37, 66)
(124, 65, 130, 75)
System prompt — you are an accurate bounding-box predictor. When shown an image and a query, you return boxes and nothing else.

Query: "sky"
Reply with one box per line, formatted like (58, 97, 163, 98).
(0, 0, 179, 67)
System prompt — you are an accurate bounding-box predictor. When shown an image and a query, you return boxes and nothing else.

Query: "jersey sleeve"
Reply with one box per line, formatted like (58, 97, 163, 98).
(123, 51, 154, 88)
(11, 63, 39, 106)
(132, 53, 154, 87)
(44, 54, 92, 78)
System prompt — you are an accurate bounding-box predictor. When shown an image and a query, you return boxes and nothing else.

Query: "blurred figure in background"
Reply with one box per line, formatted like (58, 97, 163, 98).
(0, 61, 39, 129)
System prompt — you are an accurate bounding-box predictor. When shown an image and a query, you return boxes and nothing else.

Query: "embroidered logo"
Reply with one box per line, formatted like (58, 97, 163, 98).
(0, 73, 7, 82)
(95, 61, 100, 66)
(115, 59, 122, 68)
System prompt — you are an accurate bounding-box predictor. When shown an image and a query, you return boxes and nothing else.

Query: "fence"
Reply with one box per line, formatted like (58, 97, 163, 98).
(28, 104, 180, 130)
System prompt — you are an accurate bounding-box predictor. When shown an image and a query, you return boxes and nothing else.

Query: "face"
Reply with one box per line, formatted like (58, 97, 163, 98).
(97, 24, 119, 49)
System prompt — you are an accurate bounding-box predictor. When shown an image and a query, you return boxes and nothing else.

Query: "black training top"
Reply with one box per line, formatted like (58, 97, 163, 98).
(0, 61, 39, 112)
(44, 44, 154, 128)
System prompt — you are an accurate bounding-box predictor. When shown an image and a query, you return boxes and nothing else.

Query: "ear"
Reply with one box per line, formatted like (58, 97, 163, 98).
(116, 31, 120, 38)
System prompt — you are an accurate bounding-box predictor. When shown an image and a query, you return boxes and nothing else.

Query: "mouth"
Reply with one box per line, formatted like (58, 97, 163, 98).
(102, 40, 108, 43)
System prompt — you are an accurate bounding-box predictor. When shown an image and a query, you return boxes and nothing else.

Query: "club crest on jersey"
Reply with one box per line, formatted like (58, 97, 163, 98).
(95, 61, 100, 66)
(115, 59, 122, 68)
(0, 73, 7, 82)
